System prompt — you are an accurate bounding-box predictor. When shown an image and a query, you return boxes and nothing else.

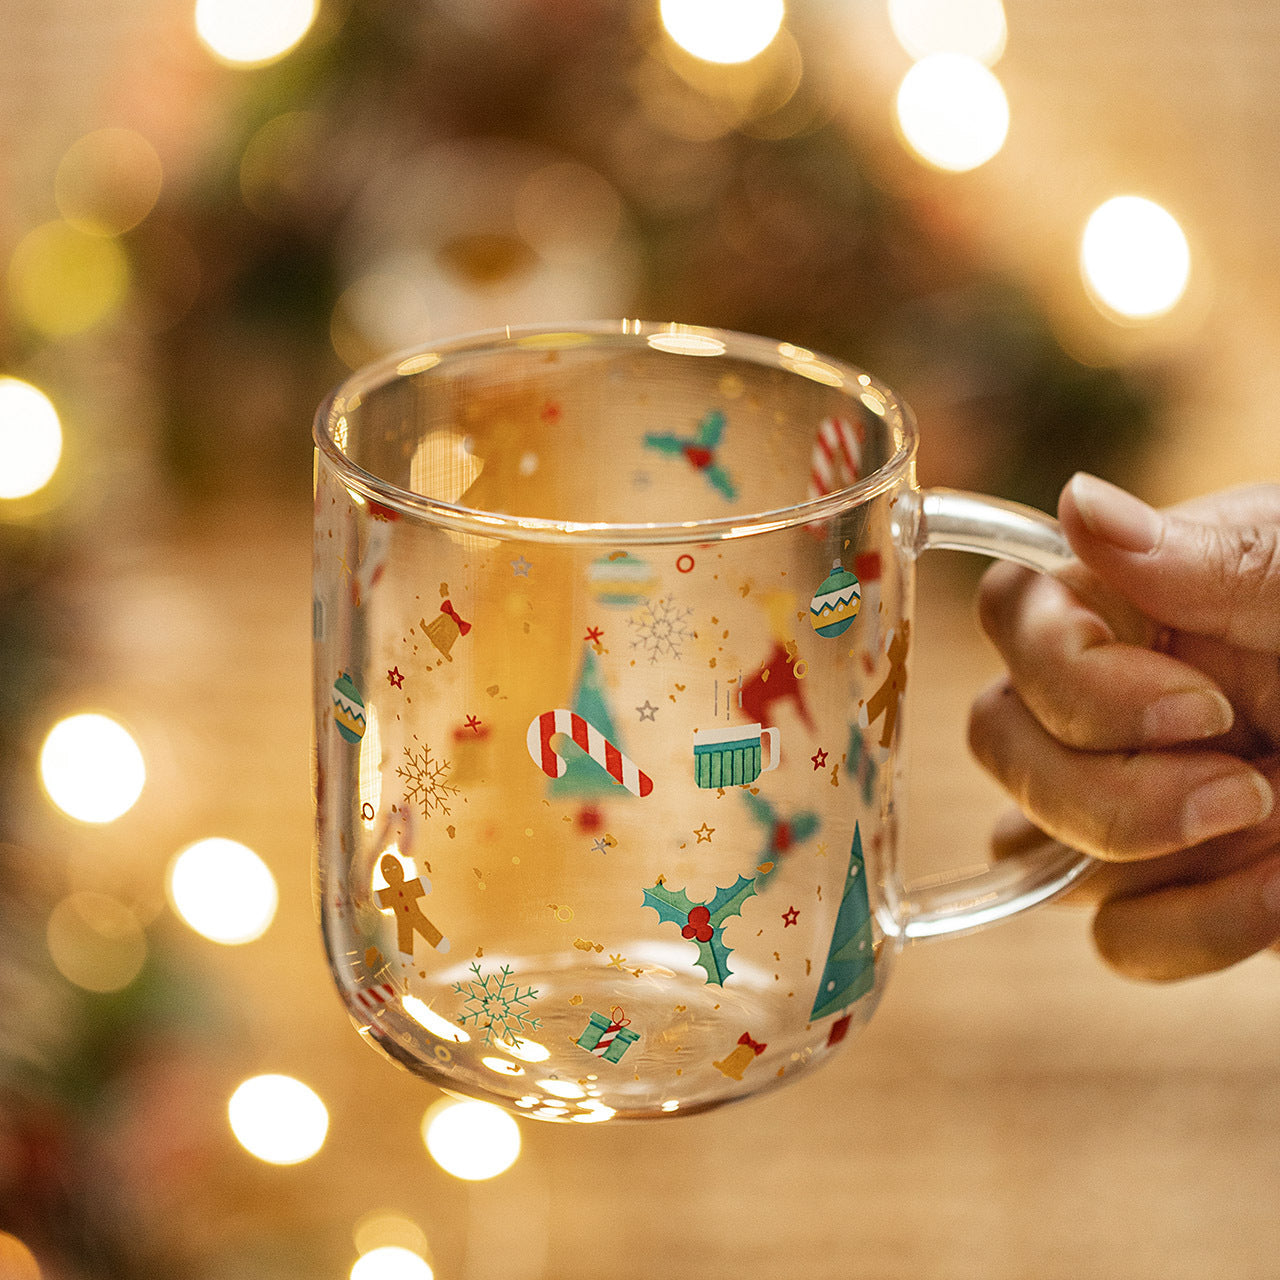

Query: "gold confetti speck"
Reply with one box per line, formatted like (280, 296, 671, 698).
(569, 994, 583, 1006)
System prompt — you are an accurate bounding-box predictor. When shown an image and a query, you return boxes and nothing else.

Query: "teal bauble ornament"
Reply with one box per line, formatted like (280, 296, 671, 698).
(809, 561, 861, 638)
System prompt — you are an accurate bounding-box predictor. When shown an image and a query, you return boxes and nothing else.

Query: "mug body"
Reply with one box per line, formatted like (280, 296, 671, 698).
(313, 323, 918, 1121)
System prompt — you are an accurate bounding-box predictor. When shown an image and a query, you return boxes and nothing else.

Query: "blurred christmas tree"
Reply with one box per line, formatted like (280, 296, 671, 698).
(123, 0, 1158, 502)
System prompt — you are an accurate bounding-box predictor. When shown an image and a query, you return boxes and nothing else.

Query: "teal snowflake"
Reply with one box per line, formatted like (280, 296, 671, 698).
(452, 962, 542, 1047)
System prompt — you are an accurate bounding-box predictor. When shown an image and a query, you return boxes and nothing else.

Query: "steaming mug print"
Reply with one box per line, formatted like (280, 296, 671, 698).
(692, 723, 779, 789)
(312, 322, 1095, 1124)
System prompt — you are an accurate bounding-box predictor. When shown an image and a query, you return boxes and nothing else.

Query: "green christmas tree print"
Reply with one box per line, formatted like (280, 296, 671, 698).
(809, 822, 876, 1020)
(549, 646, 631, 800)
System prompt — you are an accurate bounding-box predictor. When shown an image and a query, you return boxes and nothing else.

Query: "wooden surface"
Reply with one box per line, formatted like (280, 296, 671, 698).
(38, 492, 1278, 1280)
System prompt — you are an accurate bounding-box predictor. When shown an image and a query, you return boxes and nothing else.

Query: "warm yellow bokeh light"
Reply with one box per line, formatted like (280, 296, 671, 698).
(56, 128, 163, 236)
(422, 1099, 521, 1181)
(895, 53, 1009, 171)
(40, 713, 145, 823)
(659, 0, 785, 64)
(0, 377, 63, 500)
(8, 221, 129, 338)
(352, 1211, 431, 1261)
(168, 837, 278, 944)
(195, 0, 319, 66)
(0, 1232, 42, 1280)
(351, 1247, 434, 1280)
(46, 893, 147, 993)
(888, 0, 1007, 65)
(1081, 196, 1191, 320)
(228, 1074, 328, 1164)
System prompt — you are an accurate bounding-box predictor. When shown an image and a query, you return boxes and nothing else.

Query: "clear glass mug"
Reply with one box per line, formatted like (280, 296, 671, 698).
(312, 321, 1093, 1123)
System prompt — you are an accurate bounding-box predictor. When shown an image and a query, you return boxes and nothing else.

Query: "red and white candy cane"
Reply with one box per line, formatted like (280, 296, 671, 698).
(808, 415, 865, 502)
(526, 709, 654, 797)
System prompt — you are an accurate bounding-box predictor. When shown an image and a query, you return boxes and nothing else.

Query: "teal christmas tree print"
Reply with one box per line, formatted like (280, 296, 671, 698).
(549, 645, 630, 800)
(809, 822, 875, 1020)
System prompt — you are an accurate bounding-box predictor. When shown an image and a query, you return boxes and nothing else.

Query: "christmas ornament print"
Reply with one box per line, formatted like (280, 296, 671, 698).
(809, 560, 861, 637)
(588, 551, 658, 607)
(642, 874, 758, 986)
(576, 1008, 640, 1063)
(331, 671, 367, 743)
(527, 708, 654, 797)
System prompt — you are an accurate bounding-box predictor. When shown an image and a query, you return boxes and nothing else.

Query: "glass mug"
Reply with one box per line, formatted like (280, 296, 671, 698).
(312, 321, 1093, 1123)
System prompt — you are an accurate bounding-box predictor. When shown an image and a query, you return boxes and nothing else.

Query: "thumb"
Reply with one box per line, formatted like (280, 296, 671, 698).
(1059, 473, 1280, 652)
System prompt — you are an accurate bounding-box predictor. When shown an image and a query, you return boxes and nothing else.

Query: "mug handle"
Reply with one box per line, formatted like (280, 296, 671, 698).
(898, 487, 1097, 941)
(760, 726, 781, 774)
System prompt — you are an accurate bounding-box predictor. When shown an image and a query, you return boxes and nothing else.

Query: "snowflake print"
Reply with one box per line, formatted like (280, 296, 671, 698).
(397, 735, 459, 818)
(453, 962, 542, 1047)
(629, 595, 695, 665)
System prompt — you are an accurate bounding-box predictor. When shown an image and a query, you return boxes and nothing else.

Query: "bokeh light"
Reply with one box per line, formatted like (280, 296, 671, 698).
(1081, 196, 1191, 320)
(888, 0, 1007, 65)
(421, 1099, 521, 1180)
(40, 713, 146, 824)
(351, 1248, 434, 1280)
(168, 837, 278, 944)
(659, 0, 785, 65)
(352, 1211, 431, 1261)
(195, 0, 319, 66)
(513, 161, 623, 264)
(228, 1074, 328, 1164)
(55, 127, 163, 235)
(0, 377, 63, 500)
(46, 892, 147, 993)
(8, 221, 129, 338)
(895, 52, 1009, 171)
(0, 1232, 41, 1280)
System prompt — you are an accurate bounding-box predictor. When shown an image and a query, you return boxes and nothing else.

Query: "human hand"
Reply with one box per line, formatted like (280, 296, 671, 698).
(970, 473, 1280, 980)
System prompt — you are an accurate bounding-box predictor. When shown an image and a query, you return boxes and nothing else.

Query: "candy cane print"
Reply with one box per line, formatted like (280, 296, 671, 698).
(807, 414, 865, 502)
(526, 710, 654, 797)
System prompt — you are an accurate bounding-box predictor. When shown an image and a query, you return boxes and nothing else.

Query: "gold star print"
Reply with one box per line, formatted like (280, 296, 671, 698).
(693, 822, 715, 843)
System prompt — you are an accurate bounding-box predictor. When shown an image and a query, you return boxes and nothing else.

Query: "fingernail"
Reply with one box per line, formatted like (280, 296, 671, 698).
(1069, 473, 1162, 553)
(1141, 689, 1235, 744)
(1182, 771, 1275, 846)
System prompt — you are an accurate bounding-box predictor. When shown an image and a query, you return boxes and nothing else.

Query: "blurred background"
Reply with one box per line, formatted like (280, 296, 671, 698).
(1, 1, 1277, 1277)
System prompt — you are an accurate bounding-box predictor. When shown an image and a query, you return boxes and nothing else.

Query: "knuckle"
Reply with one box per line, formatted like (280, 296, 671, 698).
(1232, 522, 1280, 594)
(975, 560, 1028, 639)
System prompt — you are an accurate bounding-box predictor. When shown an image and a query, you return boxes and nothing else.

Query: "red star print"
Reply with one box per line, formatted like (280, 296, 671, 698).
(782, 906, 800, 928)
(464, 714, 482, 733)
(387, 666, 404, 688)
(584, 625, 604, 644)
(810, 748, 828, 770)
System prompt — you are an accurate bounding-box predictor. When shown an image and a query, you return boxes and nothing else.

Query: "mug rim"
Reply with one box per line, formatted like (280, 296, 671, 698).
(313, 320, 917, 545)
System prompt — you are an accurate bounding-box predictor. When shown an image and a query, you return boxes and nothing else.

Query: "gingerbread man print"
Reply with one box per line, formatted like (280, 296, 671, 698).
(376, 854, 450, 955)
